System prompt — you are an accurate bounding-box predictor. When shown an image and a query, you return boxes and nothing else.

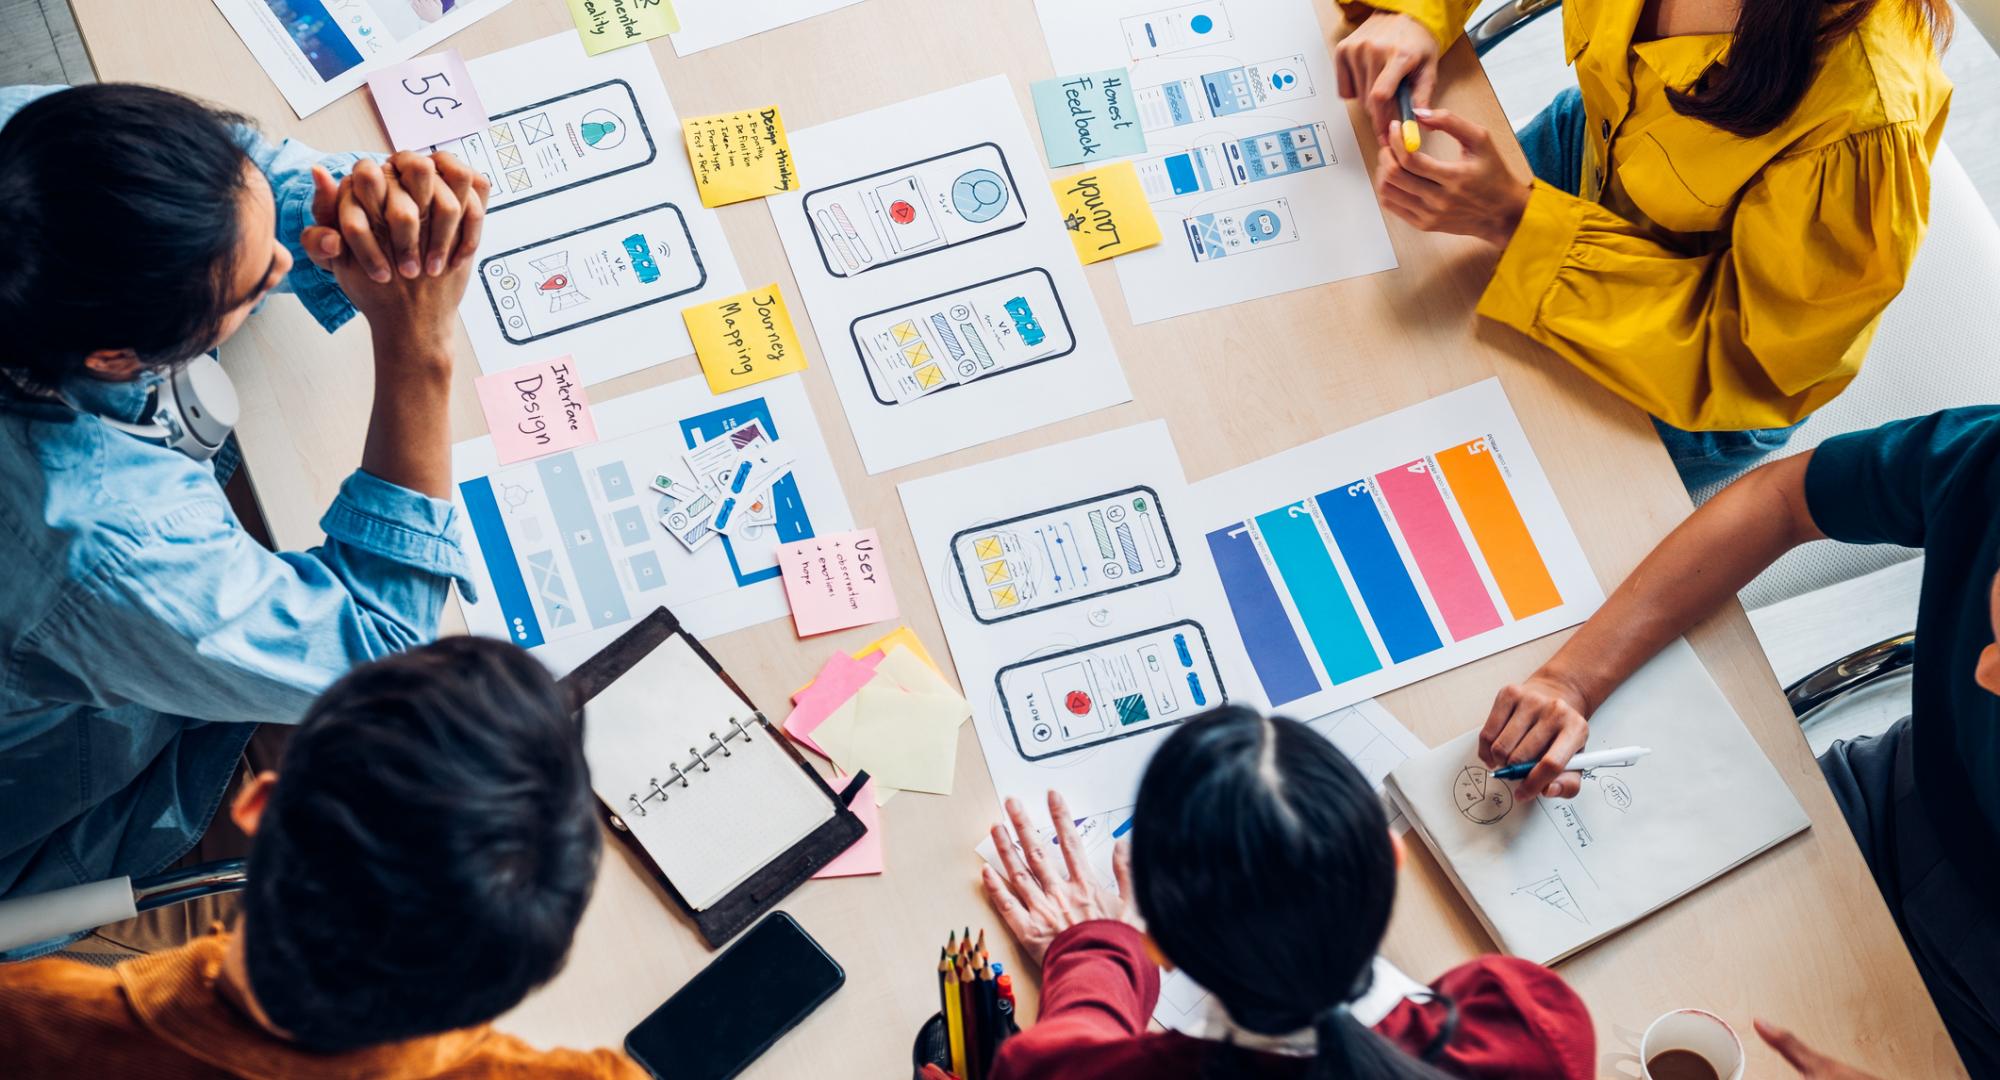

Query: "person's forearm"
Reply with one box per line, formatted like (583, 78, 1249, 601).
(359, 327, 454, 499)
(1541, 455, 1824, 713)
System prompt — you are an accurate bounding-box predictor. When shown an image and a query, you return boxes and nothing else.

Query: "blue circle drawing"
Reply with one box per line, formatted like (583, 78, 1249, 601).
(1270, 69, 1296, 90)
(1243, 209, 1284, 243)
(952, 169, 1010, 222)
(1190, 14, 1214, 32)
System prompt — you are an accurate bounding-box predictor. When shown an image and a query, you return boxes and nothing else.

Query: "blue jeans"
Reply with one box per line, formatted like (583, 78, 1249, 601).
(1515, 88, 1800, 492)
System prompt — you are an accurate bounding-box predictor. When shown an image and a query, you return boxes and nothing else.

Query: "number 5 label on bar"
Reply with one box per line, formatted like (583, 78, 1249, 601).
(848, 268, 1076, 406)
(478, 202, 708, 346)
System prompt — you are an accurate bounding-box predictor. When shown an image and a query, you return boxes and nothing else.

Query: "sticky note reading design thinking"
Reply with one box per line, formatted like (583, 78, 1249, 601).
(684, 285, 808, 393)
(473, 357, 598, 465)
(1031, 68, 1147, 167)
(778, 528, 898, 636)
(566, 0, 678, 55)
(1054, 162, 1163, 264)
(682, 107, 799, 207)
(366, 50, 486, 152)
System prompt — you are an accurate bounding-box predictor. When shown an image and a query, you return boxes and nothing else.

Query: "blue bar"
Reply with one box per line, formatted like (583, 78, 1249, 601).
(1206, 523, 1320, 705)
(1254, 502, 1382, 685)
(537, 453, 631, 630)
(1316, 483, 1443, 663)
(459, 477, 544, 649)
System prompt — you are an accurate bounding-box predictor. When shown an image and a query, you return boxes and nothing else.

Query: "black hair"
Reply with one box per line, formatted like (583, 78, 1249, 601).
(0, 84, 257, 389)
(1132, 706, 1453, 1080)
(242, 637, 602, 1052)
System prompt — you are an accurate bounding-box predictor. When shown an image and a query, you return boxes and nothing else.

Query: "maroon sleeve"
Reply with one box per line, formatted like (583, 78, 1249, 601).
(989, 921, 1162, 1080)
(1373, 957, 1595, 1080)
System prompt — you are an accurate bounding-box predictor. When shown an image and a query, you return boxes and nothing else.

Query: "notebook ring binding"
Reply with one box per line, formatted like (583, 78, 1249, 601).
(629, 716, 767, 812)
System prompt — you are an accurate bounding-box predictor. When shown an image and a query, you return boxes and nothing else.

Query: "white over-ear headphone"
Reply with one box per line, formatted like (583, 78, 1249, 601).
(85, 355, 241, 462)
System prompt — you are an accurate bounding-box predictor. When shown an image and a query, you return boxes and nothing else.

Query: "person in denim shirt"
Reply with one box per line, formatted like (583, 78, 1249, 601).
(0, 83, 489, 934)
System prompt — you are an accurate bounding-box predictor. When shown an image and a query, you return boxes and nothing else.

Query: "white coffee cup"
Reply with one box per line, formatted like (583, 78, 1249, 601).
(1641, 1009, 1745, 1080)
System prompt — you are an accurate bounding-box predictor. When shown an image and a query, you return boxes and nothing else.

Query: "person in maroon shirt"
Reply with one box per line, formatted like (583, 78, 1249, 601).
(976, 705, 1596, 1080)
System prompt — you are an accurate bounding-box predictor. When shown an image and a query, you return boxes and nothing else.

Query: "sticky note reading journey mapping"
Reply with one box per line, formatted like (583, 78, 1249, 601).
(1031, 69, 1147, 167)
(567, 0, 678, 55)
(366, 50, 487, 152)
(684, 285, 808, 393)
(473, 357, 598, 465)
(1054, 162, 1162, 264)
(683, 108, 799, 207)
(778, 528, 899, 636)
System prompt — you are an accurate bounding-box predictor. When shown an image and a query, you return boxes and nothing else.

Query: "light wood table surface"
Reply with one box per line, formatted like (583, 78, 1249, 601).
(69, 1, 1965, 1076)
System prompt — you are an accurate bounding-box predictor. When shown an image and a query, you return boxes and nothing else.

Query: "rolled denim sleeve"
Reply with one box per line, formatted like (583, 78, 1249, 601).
(319, 468, 477, 601)
(236, 126, 377, 334)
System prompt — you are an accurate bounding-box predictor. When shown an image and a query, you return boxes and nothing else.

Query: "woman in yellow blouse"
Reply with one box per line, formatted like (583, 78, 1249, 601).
(1336, 0, 1953, 487)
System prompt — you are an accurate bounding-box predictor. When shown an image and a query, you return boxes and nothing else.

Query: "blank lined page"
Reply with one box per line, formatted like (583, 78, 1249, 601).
(584, 634, 832, 910)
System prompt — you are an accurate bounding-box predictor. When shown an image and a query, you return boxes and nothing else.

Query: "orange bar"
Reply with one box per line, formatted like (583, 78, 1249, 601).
(1433, 440, 1562, 619)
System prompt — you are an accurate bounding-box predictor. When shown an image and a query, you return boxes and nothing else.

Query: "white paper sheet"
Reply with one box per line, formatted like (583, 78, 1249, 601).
(1033, 0, 1398, 323)
(213, 0, 515, 118)
(1386, 639, 1812, 964)
(452, 373, 853, 675)
(770, 77, 1132, 474)
(901, 422, 1251, 813)
(668, 0, 867, 55)
(441, 33, 745, 384)
(1189, 378, 1603, 720)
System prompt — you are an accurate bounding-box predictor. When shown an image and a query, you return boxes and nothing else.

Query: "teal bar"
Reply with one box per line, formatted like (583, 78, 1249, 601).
(1253, 502, 1382, 684)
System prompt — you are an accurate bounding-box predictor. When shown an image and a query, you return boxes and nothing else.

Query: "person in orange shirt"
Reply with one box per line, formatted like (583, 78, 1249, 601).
(1335, 0, 1952, 489)
(0, 637, 644, 1079)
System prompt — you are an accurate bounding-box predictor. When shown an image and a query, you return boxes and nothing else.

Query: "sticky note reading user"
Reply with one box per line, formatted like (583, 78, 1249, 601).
(566, 0, 678, 55)
(778, 529, 898, 637)
(366, 50, 486, 152)
(682, 107, 799, 207)
(1031, 68, 1147, 168)
(1054, 162, 1162, 264)
(474, 357, 598, 465)
(684, 285, 808, 393)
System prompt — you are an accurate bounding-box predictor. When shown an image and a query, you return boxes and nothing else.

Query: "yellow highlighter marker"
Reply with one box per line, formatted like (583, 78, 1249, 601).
(1397, 81, 1422, 153)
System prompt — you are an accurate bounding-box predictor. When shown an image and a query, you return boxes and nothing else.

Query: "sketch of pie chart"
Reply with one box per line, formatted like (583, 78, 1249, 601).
(580, 109, 626, 150)
(1454, 765, 1513, 824)
(951, 169, 1010, 222)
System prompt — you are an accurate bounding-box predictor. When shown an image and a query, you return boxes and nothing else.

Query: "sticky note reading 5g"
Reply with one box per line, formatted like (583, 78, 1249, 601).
(366, 50, 486, 151)
(684, 285, 808, 393)
(567, 0, 678, 55)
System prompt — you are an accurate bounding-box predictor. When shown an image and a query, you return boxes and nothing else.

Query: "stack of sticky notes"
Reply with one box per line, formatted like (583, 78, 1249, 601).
(784, 629, 969, 805)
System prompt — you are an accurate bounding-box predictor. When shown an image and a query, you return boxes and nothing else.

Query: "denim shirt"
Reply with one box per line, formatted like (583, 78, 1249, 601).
(0, 86, 472, 909)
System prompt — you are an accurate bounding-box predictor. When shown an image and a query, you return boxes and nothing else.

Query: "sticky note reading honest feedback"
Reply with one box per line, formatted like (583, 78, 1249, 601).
(1031, 68, 1146, 167)
(566, 0, 678, 55)
(1054, 162, 1162, 264)
(366, 50, 486, 151)
(778, 528, 898, 637)
(684, 285, 808, 393)
(474, 357, 598, 465)
(682, 107, 798, 207)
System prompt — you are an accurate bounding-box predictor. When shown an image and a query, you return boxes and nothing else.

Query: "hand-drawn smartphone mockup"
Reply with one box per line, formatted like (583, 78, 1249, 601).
(479, 202, 706, 345)
(1185, 197, 1301, 262)
(848, 268, 1074, 406)
(1134, 122, 1333, 201)
(803, 144, 1027, 278)
(1134, 55, 1315, 131)
(950, 486, 1180, 624)
(997, 620, 1224, 761)
(1121, 2, 1234, 60)
(441, 80, 657, 212)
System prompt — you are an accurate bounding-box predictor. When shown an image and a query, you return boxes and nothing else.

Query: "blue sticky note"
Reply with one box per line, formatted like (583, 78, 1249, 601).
(1031, 68, 1148, 167)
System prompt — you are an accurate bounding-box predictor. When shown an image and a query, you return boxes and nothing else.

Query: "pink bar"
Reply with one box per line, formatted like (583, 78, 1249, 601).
(1374, 461, 1502, 641)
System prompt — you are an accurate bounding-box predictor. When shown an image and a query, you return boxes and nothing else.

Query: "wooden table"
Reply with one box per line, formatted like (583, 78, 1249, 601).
(69, 1, 1965, 1075)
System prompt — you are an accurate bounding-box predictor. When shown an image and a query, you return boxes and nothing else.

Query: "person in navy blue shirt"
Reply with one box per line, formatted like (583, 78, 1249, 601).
(1481, 408, 2000, 1076)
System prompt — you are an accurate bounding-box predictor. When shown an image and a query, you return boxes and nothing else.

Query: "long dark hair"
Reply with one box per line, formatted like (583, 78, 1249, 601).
(1131, 706, 1452, 1079)
(1670, 0, 1951, 136)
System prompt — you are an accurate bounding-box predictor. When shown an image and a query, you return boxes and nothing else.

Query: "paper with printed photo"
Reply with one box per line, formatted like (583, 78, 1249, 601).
(668, 0, 867, 55)
(214, 0, 515, 118)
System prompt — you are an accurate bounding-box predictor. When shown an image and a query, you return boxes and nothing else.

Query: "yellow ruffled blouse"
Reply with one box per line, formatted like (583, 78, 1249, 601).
(1351, 0, 1952, 430)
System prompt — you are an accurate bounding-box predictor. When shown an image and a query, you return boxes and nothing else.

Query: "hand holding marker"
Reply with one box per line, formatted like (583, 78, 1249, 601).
(1396, 79, 1422, 154)
(1493, 746, 1651, 782)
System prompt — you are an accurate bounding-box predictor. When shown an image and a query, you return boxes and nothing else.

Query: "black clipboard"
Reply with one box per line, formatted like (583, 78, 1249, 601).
(559, 607, 868, 948)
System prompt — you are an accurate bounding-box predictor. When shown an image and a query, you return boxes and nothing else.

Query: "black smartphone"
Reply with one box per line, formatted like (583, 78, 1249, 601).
(625, 912, 844, 1080)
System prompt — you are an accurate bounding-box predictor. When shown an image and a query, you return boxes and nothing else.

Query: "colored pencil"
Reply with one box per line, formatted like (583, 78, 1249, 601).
(943, 955, 966, 1077)
(959, 954, 982, 1080)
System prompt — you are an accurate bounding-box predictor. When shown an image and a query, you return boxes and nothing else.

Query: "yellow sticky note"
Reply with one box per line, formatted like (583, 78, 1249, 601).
(849, 686, 963, 795)
(858, 627, 937, 673)
(567, 0, 678, 54)
(683, 285, 808, 394)
(1053, 161, 1162, 265)
(876, 645, 969, 724)
(682, 107, 799, 207)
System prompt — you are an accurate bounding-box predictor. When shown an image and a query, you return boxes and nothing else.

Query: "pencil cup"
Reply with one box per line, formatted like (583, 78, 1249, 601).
(912, 1011, 951, 1079)
(1640, 1009, 1744, 1080)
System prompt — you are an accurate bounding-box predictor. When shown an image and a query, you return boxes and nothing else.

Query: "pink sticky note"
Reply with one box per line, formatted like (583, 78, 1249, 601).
(366, 49, 487, 152)
(784, 652, 881, 757)
(778, 529, 899, 637)
(813, 777, 883, 879)
(474, 358, 598, 465)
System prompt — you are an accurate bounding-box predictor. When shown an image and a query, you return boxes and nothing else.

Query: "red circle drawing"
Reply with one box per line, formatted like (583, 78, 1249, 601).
(890, 200, 917, 224)
(1065, 690, 1091, 715)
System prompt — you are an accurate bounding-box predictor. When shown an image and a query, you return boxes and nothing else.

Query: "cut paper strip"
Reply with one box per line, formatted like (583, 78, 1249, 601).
(847, 687, 963, 795)
(812, 776, 883, 878)
(1432, 441, 1563, 620)
(783, 651, 882, 756)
